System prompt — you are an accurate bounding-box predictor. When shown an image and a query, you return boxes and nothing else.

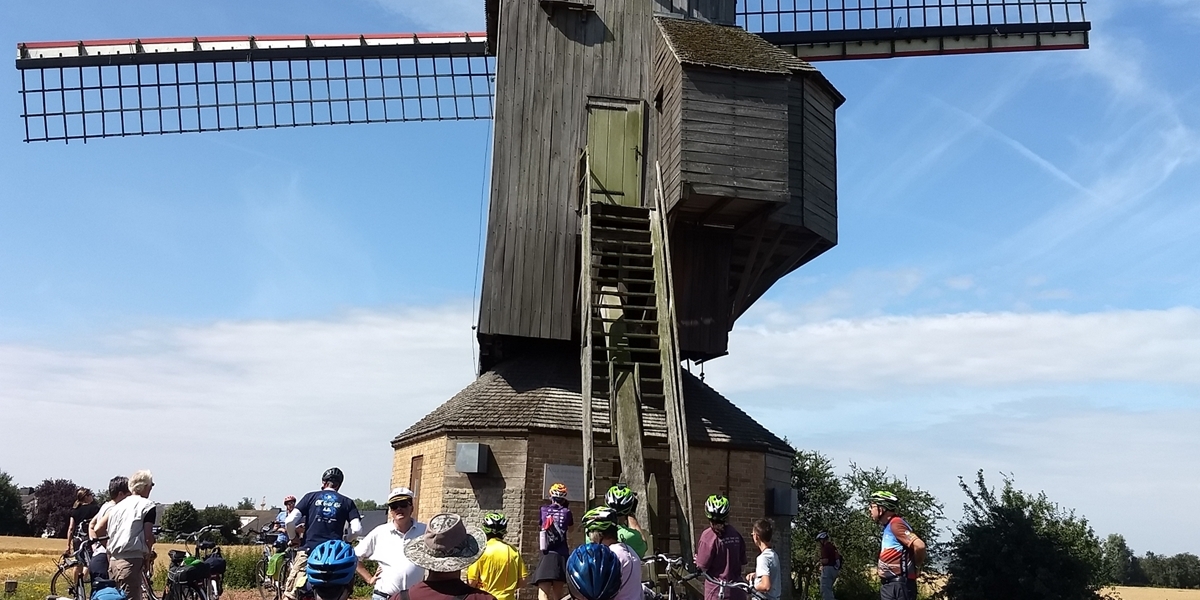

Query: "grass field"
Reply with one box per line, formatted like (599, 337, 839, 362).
(4, 537, 1198, 599)
(1109, 587, 1200, 600)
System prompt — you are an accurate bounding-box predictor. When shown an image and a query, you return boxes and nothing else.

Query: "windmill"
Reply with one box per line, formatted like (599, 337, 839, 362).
(16, 0, 1090, 559)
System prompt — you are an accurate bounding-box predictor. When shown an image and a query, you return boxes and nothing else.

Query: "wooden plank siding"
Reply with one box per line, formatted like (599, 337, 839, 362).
(478, 0, 659, 353)
(656, 0, 738, 25)
(677, 69, 790, 206)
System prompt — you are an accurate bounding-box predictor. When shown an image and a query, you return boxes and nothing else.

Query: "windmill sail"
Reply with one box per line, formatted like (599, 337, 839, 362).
(738, 0, 1091, 61)
(16, 33, 493, 142)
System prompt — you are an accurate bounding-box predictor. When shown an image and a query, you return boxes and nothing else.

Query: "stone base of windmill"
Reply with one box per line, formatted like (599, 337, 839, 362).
(389, 351, 795, 600)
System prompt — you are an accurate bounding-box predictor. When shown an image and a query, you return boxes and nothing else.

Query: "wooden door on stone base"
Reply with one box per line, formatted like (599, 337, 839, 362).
(587, 98, 644, 207)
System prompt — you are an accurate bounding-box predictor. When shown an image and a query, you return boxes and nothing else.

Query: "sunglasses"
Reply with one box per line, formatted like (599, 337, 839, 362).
(389, 500, 413, 510)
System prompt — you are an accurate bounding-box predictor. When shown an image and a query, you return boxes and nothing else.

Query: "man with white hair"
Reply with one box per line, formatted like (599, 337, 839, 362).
(94, 470, 157, 600)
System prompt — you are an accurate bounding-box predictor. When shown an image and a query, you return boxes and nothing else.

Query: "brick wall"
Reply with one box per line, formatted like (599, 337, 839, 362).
(391, 435, 448, 524)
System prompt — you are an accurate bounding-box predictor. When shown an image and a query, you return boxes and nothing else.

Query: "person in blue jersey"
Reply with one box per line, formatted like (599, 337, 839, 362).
(283, 468, 363, 600)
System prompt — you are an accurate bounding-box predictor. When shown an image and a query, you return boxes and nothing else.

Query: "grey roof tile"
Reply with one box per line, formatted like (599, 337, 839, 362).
(393, 352, 792, 454)
(655, 16, 815, 75)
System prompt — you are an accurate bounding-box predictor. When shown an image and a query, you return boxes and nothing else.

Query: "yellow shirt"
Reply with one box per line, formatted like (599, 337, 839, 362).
(466, 538, 528, 600)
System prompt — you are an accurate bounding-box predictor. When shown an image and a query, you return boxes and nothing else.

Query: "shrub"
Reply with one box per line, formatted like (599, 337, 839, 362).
(942, 471, 1110, 600)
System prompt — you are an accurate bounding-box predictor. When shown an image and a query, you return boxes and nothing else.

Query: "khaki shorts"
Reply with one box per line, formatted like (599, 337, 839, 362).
(109, 556, 145, 600)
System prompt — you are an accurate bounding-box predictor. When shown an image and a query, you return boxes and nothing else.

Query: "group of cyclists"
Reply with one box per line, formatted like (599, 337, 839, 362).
(56, 466, 926, 600)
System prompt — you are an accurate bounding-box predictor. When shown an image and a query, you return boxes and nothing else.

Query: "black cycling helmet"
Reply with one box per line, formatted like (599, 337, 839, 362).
(321, 467, 344, 487)
(566, 543, 622, 600)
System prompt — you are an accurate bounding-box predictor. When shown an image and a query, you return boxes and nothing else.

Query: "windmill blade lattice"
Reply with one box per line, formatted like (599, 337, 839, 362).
(738, 0, 1090, 60)
(16, 33, 494, 143)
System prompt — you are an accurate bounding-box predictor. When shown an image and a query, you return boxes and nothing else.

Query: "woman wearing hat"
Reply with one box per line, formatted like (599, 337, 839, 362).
(532, 483, 574, 600)
(401, 513, 494, 600)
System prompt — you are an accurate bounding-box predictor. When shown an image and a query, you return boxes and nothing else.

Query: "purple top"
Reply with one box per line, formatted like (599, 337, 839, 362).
(539, 502, 574, 556)
(695, 525, 747, 600)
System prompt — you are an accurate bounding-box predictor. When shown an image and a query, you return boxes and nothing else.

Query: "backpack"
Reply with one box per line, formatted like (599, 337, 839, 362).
(91, 586, 127, 600)
(542, 509, 567, 548)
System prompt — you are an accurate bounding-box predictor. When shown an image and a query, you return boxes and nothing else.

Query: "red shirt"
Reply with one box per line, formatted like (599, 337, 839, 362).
(402, 579, 495, 600)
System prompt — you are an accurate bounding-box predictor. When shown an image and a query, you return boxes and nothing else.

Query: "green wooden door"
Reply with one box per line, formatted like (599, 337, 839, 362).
(587, 99, 644, 207)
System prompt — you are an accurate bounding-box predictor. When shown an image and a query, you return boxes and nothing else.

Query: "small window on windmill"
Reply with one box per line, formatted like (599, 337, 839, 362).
(654, 88, 663, 114)
(455, 442, 490, 474)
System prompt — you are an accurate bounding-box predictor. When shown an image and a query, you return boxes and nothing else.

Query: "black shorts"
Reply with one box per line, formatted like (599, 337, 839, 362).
(531, 551, 567, 584)
(89, 553, 110, 582)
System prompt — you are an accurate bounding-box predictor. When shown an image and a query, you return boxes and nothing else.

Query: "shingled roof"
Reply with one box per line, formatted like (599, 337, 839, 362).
(392, 352, 792, 455)
(655, 16, 817, 75)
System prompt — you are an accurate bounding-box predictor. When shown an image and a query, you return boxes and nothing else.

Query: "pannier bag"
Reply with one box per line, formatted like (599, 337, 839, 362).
(204, 554, 227, 576)
(168, 559, 212, 584)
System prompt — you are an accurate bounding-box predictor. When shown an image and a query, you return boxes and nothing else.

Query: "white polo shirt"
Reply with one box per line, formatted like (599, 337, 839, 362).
(355, 520, 427, 594)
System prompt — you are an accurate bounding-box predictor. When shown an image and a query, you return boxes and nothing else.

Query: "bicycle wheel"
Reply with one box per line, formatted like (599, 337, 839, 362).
(143, 572, 160, 600)
(49, 565, 71, 597)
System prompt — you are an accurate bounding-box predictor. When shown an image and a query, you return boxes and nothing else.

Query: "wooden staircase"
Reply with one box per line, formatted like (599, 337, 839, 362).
(579, 158, 696, 556)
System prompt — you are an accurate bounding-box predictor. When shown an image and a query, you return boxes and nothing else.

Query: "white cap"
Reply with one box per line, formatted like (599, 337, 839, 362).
(387, 487, 416, 504)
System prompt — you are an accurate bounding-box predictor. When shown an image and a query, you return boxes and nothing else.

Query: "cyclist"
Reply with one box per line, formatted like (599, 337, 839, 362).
(532, 483, 574, 600)
(816, 532, 841, 600)
(604, 485, 647, 559)
(580, 508, 640, 600)
(89, 477, 131, 583)
(355, 488, 426, 597)
(869, 491, 926, 600)
(694, 495, 746, 600)
(284, 468, 362, 600)
(93, 470, 157, 600)
(564, 543, 622, 600)
(64, 487, 99, 591)
(745, 519, 780, 600)
(466, 512, 527, 600)
(305, 540, 358, 600)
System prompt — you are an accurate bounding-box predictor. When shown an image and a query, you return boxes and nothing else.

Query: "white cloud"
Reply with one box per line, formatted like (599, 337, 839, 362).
(366, 0, 484, 32)
(715, 307, 1200, 393)
(0, 307, 477, 507)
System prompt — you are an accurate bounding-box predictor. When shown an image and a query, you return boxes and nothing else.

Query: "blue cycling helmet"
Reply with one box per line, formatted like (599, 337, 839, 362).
(566, 543, 623, 600)
(306, 540, 356, 587)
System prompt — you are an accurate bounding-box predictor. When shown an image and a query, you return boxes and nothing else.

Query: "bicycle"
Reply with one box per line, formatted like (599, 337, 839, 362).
(163, 525, 226, 600)
(53, 535, 159, 600)
(699, 572, 768, 600)
(50, 531, 100, 600)
(642, 554, 702, 600)
(252, 525, 295, 600)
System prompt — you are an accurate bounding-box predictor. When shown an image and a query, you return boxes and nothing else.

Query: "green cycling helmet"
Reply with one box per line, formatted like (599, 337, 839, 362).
(582, 507, 618, 533)
(482, 512, 508, 535)
(605, 485, 638, 516)
(869, 490, 900, 511)
(704, 495, 730, 522)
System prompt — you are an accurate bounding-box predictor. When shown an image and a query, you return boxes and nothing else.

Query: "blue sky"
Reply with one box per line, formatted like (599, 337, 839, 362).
(2, 0, 1198, 555)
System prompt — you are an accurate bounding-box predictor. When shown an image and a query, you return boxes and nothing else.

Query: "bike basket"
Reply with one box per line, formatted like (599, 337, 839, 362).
(204, 554, 227, 576)
(167, 561, 211, 584)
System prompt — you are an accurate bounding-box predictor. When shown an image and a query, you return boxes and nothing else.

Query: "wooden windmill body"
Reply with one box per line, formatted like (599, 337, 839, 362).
(15, 0, 1091, 574)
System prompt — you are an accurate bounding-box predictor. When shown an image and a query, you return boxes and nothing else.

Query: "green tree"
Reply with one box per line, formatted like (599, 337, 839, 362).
(790, 451, 854, 598)
(236, 497, 255, 510)
(355, 498, 380, 511)
(1100, 534, 1145, 585)
(29, 479, 78, 537)
(942, 471, 1109, 600)
(199, 504, 242, 542)
(161, 501, 202, 536)
(785, 453, 944, 600)
(1140, 552, 1200, 589)
(0, 470, 29, 535)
